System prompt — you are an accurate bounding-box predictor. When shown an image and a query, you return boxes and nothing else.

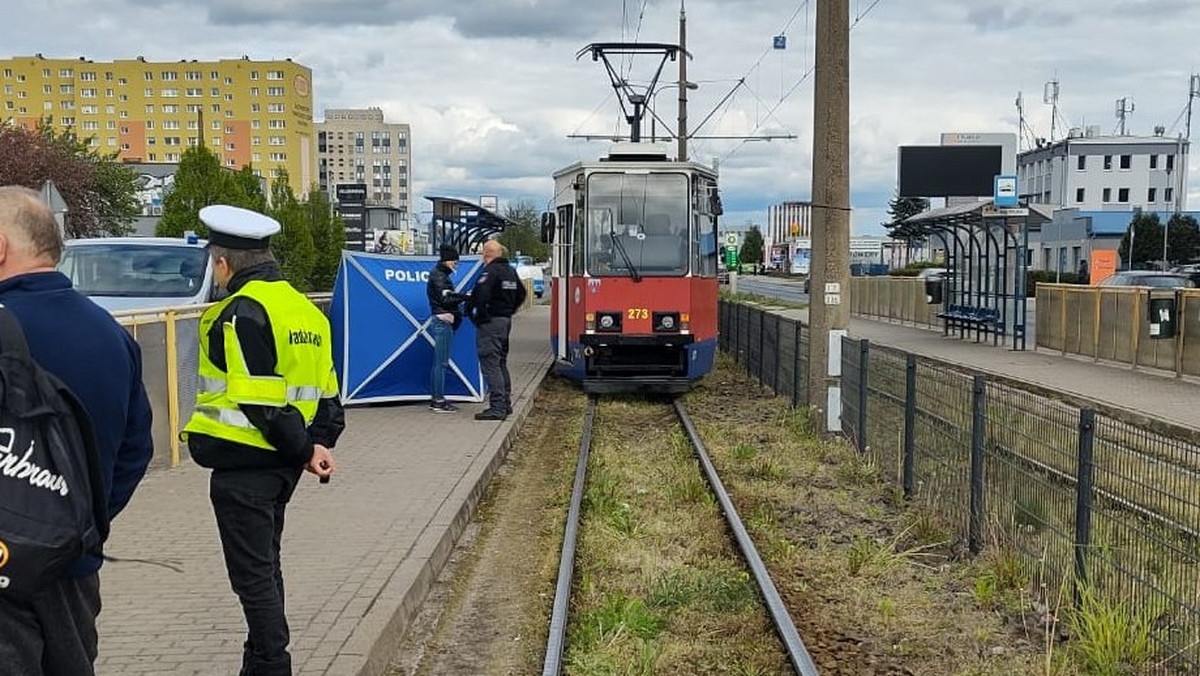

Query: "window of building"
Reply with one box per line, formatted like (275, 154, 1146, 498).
(41, 84, 50, 94)
(187, 120, 198, 130)
(163, 120, 180, 130)
(211, 104, 219, 112)
(16, 90, 25, 99)
(3, 101, 12, 111)
(1119, 155, 1131, 170)
(80, 71, 96, 81)
(1103, 155, 1112, 170)
(1102, 187, 1111, 203)
(1117, 188, 1129, 203)
(58, 68, 73, 78)
(251, 120, 261, 129)
(1150, 154, 1158, 169)
(211, 71, 220, 80)
(146, 136, 155, 145)
(267, 103, 284, 113)
(211, 87, 219, 96)
(104, 72, 113, 81)
(58, 84, 73, 94)
(119, 109, 128, 118)
(59, 100, 75, 110)
(80, 88, 96, 98)
(1167, 154, 1175, 171)
(1148, 188, 1157, 202)
(250, 87, 259, 97)
(250, 71, 259, 80)
(226, 142, 235, 151)
(164, 137, 181, 146)
(105, 88, 113, 97)
(1166, 187, 1175, 204)
(106, 120, 116, 130)
(268, 119, 285, 129)
(186, 71, 202, 81)
(187, 137, 198, 147)
(16, 74, 25, 82)
(145, 120, 154, 129)
(269, 135, 285, 145)
(252, 153, 261, 163)
(269, 152, 287, 161)
(212, 121, 221, 130)
(81, 104, 97, 114)
(224, 110, 232, 118)
(224, 94, 233, 101)
(1075, 188, 1085, 203)
(144, 72, 153, 81)
(267, 70, 284, 80)
(161, 71, 177, 81)
(145, 104, 155, 114)
(224, 125, 234, 134)
(117, 77, 126, 85)
(183, 88, 200, 97)
(252, 136, 261, 146)
(211, 137, 221, 146)
(162, 88, 180, 98)
(148, 152, 156, 160)
(107, 137, 116, 146)
(59, 116, 74, 126)
(224, 77, 233, 85)
(251, 103, 261, 113)
(82, 120, 98, 131)
(1, 68, 9, 78)
(187, 104, 201, 113)
(267, 87, 284, 96)
(162, 104, 178, 113)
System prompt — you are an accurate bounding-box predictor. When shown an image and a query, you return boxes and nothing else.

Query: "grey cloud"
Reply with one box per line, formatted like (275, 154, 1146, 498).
(964, 3, 1074, 32)
(199, 0, 612, 39)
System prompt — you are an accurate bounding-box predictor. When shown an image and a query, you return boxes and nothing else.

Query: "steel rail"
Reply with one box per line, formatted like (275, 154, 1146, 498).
(673, 399, 821, 676)
(541, 396, 596, 676)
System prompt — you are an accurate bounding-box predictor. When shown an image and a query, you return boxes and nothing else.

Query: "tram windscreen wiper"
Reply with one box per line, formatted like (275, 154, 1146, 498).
(610, 227, 642, 282)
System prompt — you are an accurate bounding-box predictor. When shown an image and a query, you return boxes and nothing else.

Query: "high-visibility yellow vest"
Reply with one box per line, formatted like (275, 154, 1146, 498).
(182, 279, 339, 451)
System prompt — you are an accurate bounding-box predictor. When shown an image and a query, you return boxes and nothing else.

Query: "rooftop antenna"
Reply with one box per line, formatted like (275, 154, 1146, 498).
(1015, 91, 1034, 151)
(1043, 78, 1061, 142)
(1115, 96, 1135, 136)
(1187, 74, 1200, 141)
(575, 42, 686, 143)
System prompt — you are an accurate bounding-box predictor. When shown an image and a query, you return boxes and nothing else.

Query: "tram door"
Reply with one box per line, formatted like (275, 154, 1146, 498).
(553, 203, 573, 360)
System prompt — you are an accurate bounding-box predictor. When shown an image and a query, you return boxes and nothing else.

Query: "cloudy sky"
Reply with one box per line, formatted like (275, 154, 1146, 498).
(8, 0, 1200, 235)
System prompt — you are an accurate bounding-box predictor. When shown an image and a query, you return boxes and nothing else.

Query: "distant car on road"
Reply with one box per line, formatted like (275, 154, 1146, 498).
(58, 236, 216, 312)
(511, 255, 544, 298)
(1098, 271, 1196, 289)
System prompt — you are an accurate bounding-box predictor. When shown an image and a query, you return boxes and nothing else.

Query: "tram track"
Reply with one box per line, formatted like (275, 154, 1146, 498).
(542, 395, 820, 676)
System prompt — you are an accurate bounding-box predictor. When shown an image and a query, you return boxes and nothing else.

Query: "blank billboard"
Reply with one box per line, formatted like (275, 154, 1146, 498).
(898, 145, 1003, 197)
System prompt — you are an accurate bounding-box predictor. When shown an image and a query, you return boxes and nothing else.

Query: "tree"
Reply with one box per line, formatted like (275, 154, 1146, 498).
(230, 165, 268, 213)
(498, 199, 548, 261)
(740, 225, 765, 267)
(883, 193, 930, 234)
(156, 145, 238, 237)
(306, 186, 344, 291)
(1167, 213, 1200, 265)
(0, 122, 139, 237)
(1118, 212, 1165, 269)
(268, 170, 315, 291)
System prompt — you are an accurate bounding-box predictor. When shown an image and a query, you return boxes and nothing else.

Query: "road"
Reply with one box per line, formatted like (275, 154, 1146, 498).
(733, 274, 1038, 344)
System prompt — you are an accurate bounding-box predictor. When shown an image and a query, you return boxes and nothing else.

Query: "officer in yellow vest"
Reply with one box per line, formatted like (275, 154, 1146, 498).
(183, 205, 343, 676)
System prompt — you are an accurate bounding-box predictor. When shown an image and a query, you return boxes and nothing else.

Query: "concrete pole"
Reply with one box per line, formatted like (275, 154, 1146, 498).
(806, 0, 851, 432)
(677, 0, 688, 162)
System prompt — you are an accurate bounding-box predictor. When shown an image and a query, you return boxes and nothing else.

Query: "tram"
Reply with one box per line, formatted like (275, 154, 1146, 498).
(542, 43, 722, 394)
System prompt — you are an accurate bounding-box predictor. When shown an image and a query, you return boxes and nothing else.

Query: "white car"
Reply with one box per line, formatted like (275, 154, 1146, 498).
(512, 255, 544, 298)
(57, 236, 217, 312)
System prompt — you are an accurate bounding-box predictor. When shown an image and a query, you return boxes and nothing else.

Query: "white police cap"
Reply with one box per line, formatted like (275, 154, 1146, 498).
(199, 205, 281, 250)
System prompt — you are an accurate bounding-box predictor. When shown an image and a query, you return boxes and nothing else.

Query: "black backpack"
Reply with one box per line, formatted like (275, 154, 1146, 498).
(0, 307, 108, 599)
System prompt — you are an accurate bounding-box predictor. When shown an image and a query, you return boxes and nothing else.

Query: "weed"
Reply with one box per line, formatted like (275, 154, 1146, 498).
(836, 452, 880, 487)
(584, 470, 642, 537)
(731, 442, 759, 461)
(1067, 586, 1156, 675)
(878, 596, 898, 631)
(694, 568, 758, 612)
(748, 457, 787, 481)
(1013, 494, 1049, 532)
(572, 593, 666, 649)
(847, 526, 946, 576)
(647, 569, 697, 610)
(905, 509, 951, 548)
(666, 474, 712, 506)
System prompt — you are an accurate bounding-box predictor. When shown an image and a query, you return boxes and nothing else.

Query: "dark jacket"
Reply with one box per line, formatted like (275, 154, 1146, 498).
(188, 263, 345, 471)
(470, 257, 527, 324)
(0, 271, 154, 577)
(427, 262, 466, 323)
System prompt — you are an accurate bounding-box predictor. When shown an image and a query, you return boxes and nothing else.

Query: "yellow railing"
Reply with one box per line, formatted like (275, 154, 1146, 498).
(1035, 283, 1197, 375)
(113, 293, 333, 469)
(849, 277, 940, 328)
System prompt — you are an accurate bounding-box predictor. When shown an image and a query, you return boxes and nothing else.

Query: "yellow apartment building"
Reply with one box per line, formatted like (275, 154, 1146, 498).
(0, 55, 315, 190)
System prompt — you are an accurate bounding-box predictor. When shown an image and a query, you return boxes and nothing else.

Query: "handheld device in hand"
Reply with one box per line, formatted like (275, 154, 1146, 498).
(319, 460, 331, 484)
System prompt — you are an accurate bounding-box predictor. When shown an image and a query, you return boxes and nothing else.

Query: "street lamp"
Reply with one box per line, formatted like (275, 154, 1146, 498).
(649, 81, 698, 144)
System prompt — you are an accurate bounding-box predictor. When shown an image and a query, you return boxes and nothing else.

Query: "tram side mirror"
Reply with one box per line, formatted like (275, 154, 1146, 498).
(540, 212, 556, 243)
(924, 275, 944, 305)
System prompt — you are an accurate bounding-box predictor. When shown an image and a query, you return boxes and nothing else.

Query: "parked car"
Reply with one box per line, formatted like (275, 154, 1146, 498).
(57, 236, 216, 312)
(1098, 271, 1196, 289)
(511, 255, 544, 298)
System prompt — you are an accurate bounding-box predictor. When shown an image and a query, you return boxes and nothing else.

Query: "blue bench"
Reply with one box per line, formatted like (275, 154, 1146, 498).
(937, 304, 1001, 328)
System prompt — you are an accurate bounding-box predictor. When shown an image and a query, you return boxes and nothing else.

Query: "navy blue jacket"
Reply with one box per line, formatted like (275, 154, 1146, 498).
(0, 271, 154, 576)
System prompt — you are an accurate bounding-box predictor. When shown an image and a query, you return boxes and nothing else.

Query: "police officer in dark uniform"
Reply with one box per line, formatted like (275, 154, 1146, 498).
(469, 240, 526, 421)
(182, 205, 344, 676)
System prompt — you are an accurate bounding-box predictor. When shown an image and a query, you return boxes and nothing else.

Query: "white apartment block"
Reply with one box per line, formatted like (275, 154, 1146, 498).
(766, 200, 812, 253)
(317, 107, 411, 218)
(1017, 132, 1189, 212)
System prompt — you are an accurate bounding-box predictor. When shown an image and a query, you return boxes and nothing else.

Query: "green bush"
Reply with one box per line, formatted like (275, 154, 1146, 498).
(1027, 270, 1082, 296)
(889, 261, 945, 277)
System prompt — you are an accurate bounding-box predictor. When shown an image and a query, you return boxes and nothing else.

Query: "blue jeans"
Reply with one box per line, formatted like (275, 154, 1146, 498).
(429, 318, 453, 402)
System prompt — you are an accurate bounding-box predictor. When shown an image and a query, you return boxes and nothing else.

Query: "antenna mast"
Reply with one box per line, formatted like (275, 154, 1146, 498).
(1187, 74, 1200, 141)
(1015, 91, 1030, 151)
(677, 0, 688, 162)
(1043, 78, 1060, 142)
(1115, 96, 1135, 135)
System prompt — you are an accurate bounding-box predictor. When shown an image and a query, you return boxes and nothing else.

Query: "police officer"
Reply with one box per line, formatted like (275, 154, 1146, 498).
(182, 205, 344, 675)
(470, 240, 526, 421)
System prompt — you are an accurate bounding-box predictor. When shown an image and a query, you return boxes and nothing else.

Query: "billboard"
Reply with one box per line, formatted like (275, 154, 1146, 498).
(898, 145, 1003, 198)
(337, 183, 368, 251)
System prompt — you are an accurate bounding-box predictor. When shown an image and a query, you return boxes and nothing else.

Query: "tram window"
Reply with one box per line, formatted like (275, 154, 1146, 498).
(586, 173, 688, 276)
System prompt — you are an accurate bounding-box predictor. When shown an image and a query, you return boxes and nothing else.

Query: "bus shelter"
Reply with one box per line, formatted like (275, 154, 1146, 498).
(427, 196, 516, 254)
(892, 202, 1051, 350)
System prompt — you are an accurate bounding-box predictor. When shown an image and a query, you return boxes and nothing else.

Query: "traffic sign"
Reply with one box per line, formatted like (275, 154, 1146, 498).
(724, 232, 739, 247)
(981, 205, 1028, 218)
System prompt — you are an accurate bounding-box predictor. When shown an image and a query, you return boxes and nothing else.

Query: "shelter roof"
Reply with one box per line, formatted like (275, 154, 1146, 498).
(425, 196, 516, 251)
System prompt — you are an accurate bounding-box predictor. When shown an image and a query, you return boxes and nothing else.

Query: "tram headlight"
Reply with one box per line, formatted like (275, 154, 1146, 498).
(653, 311, 681, 333)
(595, 311, 622, 332)
(599, 315, 614, 329)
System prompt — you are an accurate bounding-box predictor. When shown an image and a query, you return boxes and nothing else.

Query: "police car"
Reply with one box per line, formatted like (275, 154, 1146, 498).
(57, 235, 216, 312)
(512, 255, 544, 298)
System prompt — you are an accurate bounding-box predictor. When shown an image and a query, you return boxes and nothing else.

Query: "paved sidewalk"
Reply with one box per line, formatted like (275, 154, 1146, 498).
(773, 303, 1200, 431)
(96, 305, 553, 675)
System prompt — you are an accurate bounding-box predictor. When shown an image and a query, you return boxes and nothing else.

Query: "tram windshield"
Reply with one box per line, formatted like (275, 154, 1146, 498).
(586, 172, 689, 277)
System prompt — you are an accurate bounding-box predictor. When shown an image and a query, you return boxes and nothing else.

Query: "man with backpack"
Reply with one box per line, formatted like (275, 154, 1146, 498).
(0, 186, 154, 674)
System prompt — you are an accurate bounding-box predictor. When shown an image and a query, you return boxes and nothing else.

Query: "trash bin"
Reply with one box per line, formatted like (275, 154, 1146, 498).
(1148, 294, 1177, 339)
(925, 277, 944, 305)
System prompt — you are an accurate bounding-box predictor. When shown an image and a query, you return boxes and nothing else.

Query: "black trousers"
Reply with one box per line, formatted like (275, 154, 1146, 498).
(476, 316, 513, 413)
(210, 466, 302, 676)
(0, 573, 101, 676)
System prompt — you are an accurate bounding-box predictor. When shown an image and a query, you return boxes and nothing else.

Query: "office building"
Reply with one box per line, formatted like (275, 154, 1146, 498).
(1017, 131, 1189, 211)
(316, 108, 411, 219)
(766, 200, 812, 263)
(0, 54, 315, 190)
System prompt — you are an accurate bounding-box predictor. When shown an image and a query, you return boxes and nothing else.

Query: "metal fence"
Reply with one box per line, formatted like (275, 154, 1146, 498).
(1037, 283, 1200, 375)
(717, 300, 809, 407)
(718, 299, 1200, 670)
(841, 334, 1200, 671)
(115, 294, 332, 470)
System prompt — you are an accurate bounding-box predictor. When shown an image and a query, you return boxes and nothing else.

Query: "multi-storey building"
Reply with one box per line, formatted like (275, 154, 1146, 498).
(0, 54, 315, 190)
(765, 200, 813, 264)
(1017, 131, 1189, 212)
(316, 108, 411, 219)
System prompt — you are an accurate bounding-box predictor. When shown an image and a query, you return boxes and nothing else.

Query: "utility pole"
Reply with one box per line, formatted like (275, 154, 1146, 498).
(806, 0, 851, 431)
(677, 0, 688, 162)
